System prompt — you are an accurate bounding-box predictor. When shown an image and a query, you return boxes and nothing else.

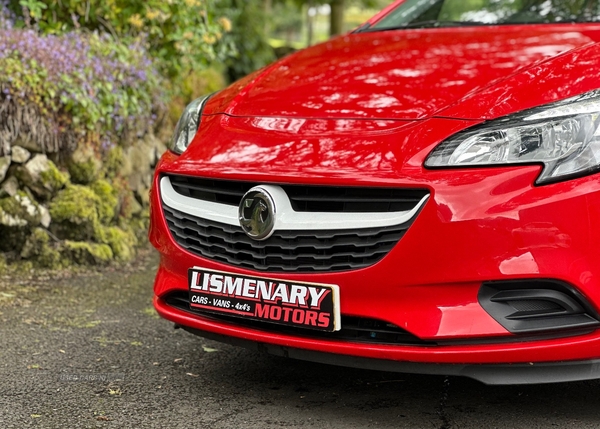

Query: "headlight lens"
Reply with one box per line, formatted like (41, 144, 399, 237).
(170, 94, 213, 155)
(425, 90, 600, 184)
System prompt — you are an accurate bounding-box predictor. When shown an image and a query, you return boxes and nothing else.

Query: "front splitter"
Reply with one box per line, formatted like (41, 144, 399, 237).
(179, 325, 600, 385)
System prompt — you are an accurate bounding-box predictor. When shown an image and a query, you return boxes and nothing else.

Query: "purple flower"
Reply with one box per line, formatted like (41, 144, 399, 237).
(0, 26, 165, 145)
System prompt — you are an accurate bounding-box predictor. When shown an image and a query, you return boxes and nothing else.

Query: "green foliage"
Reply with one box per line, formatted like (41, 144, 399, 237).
(183, 68, 227, 102)
(272, 0, 304, 35)
(282, 0, 388, 9)
(216, 0, 275, 82)
(169, 67, 227, 124)
(19, 0, 46, 20)
(0, 30, 165, 152)
(10, 0, 237, 79)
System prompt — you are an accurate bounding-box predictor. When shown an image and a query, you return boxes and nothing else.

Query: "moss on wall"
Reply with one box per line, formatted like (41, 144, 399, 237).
(0, 191, 48, 252)
(1, 130, 160, 267)
(62, 241, 114, 266)
(68, 147, 102, 185)
(20, 227, 63, 268)
(49, 185, 102, 241)
(91, 179, 119, 224)
(99, 226, 138, 262)
(40, 161, 69, 195)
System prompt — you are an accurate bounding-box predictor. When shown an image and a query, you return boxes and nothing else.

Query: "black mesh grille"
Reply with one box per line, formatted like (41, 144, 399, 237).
(164, 174, 428, 272)
(507, 300, 563, 313)
(284, 186, 426, 213)
(164, 291, 433, 346)
(164, 205, 409, 272)
(170, 175, 247, 206)
(168, 174, 429, 213)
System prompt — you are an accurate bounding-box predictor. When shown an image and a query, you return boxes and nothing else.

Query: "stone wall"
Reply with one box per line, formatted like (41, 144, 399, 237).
(0, 132, 166, 270)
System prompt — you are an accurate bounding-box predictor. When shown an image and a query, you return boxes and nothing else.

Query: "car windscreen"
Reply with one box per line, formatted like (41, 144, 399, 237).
(369, 0, 600, 30)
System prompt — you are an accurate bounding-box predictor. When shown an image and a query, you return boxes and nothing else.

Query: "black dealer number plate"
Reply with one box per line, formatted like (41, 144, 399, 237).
(188, 267, 341, 332)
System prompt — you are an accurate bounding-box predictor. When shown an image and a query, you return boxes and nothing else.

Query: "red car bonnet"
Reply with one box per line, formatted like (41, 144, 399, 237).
(203, 25, 600, 121)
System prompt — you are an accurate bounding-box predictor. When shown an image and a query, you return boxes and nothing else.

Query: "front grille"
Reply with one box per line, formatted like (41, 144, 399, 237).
(170, 175, 247, 206)
(164, 205, 409, 272)
(169, 174, 429, 213)
(164, 291, 434, 346)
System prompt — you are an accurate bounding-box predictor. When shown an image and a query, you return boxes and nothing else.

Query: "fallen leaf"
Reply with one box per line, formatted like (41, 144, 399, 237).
(186, 372, 199, 377)
(202, 346, 218, 353)
(108, 388, 122, 396)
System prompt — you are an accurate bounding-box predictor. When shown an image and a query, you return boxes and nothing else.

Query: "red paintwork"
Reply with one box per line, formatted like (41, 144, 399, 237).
(203, 25, 600, 121)
(150, 9, 600, 369)
(150, 115, 600, 361)
(154, 296, 600, 364)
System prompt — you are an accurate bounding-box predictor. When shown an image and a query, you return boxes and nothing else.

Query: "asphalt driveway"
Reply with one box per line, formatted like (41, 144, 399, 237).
(1, 250, 599, 428)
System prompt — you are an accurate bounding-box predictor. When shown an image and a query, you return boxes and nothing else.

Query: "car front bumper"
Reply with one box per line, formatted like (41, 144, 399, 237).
(149, 117, 600, 384)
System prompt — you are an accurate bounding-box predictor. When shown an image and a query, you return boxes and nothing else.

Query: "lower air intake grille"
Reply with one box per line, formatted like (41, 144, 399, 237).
(164, 291, 434, 346)
(479, 280, 600, 333)
(163, 205, 409, 272)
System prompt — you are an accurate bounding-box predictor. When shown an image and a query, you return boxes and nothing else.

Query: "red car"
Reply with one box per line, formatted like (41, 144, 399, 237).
(150, 0, 600, 384)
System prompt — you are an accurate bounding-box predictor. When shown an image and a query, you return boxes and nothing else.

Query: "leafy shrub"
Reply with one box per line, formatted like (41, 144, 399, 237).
(214, 0, 275, 82)
(0, 26, 165, 152)
(168, 67, 227, 125)
(6, 0, 236, 79)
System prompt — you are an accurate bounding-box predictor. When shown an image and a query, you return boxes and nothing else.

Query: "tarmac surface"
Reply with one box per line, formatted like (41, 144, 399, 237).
(1, 250, 599, 428)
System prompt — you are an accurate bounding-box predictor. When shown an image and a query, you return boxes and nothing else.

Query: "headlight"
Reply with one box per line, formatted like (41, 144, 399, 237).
(425, 90, 600, 184)
(169, 94, 213, 155)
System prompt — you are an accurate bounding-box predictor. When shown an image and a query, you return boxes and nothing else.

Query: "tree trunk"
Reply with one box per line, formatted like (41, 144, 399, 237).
(307, 0, 315, 46)
(263, 0, 272, 35)
(329, 0, 345, 37)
